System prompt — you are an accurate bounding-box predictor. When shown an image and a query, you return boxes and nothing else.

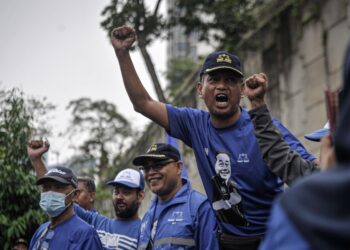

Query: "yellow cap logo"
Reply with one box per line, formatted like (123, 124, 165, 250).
(147, 144, 157, 153)
(216, 54, 232, 64)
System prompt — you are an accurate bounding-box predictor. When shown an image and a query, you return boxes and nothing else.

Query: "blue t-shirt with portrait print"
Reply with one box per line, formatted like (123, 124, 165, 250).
(29, 214, 103, 250)
(166, 104, 315, 237)
(74, 204, 140, 250)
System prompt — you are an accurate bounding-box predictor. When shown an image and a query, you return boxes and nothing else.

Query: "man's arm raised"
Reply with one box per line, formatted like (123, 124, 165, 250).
(111, 26, 169, 130)
(245, 73, 318, 185)
(27, 140, 49, 178)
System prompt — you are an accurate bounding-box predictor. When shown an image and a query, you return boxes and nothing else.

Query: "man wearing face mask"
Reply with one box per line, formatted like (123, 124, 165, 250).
(27, 141, 145, 250)
(29, 166, 103, 250)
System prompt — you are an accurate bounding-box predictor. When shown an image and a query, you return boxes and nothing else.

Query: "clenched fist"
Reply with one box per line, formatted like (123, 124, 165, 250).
(27, 139, 50, 162)
(111, 25, 136, 53)
(244, 73, 268, 108)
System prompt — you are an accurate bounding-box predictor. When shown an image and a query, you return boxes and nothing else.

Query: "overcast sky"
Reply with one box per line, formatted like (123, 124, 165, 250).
(0, 0, 167, 164)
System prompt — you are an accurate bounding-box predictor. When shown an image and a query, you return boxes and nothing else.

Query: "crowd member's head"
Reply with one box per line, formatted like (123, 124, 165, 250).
(133, 143, 183, 202)
(75, 176, 96, 211)
(197, 51, 244, 126)
(215, 151, 231, 181)
(107, 169, 145, 220)
(36, 166, 78, 219)
(12, 238, 28, 250)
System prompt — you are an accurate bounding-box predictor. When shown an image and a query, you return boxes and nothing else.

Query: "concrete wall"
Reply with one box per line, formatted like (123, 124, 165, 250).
(242, 0, 350, 155)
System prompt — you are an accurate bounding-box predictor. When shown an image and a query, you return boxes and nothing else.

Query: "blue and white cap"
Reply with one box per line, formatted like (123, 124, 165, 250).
(304, 122, 330, 142)
(107, 168, 144, 190)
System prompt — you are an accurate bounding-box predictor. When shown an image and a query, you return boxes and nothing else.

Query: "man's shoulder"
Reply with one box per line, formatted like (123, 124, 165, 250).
(167, 104, 208, 117)
(188, 189, 210, 207)
(33, 221, 50, 235)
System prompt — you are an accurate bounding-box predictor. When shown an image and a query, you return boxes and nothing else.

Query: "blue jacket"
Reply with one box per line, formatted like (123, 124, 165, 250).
(138, 180, 219, 250)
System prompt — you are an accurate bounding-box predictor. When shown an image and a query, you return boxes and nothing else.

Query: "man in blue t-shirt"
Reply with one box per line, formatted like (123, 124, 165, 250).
(28, 166, 103, 250)
(133, 143, 219, 250)
(27, 142, 145, 250)
(111, 26, 317, 249)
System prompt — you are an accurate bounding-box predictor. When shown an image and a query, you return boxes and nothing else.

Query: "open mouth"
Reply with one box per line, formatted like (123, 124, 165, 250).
(216, 93, 228, 102)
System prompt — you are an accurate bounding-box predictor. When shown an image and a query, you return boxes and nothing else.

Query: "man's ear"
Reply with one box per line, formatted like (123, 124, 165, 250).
(73, 189, 80, 198)
(197, 82, 203, 98)
(137, 190, 145, 202)
(176, 161, 183, 176)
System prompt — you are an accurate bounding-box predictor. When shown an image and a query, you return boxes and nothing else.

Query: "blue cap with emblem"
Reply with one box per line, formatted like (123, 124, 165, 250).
(200, 51, 244, 78)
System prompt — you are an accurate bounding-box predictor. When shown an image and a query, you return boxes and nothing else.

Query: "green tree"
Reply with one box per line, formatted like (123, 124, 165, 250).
(165, 57, 199, 99)
(0, 88, 50, 250)
(101, 0, 167, 102)
(66, 97, 134, 181)
(170, 0, 259, 51)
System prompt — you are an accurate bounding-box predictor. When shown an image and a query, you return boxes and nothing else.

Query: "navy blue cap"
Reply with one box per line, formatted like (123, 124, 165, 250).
(200, 51, 243, 78)
(36, 166, 78, 188)
(132, 143, 180, 166)
(304, 122, 329, 142)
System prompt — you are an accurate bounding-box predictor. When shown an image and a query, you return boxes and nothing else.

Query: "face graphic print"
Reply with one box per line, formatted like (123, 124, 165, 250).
(212, 151, 248, 226)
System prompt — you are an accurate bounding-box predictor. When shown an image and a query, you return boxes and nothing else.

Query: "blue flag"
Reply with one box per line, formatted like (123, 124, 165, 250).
(165, 133, 189, 179)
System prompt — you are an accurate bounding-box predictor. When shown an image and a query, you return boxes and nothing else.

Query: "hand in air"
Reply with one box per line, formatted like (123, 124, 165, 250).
(111, 25, 136, 52)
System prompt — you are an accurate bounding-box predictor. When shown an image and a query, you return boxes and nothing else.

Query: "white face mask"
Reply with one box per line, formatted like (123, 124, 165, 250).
(40, 190, 74, 217)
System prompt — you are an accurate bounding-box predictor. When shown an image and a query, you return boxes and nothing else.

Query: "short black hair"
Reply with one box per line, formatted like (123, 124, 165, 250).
(78, 176, 96, 192)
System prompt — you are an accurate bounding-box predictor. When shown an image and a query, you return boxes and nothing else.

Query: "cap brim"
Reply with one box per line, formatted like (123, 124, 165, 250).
(106, 180, 140, 189)
(132, 154, 169, 166)
(36, 176, 72, 186)
(204, 66, 243, 77)
(304, 128, 329, 142)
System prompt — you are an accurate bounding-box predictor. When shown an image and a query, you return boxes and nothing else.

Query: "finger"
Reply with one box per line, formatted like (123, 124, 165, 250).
(258, 72, 268, 81)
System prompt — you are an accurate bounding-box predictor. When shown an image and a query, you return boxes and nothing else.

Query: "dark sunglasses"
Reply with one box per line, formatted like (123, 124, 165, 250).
(139, 160, 176, 172)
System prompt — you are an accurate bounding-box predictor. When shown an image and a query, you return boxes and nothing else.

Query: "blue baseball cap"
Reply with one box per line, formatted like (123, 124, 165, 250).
(200, 51, 243, 78)
(304, 122, 329, 142)
(107, 168, 145, 190)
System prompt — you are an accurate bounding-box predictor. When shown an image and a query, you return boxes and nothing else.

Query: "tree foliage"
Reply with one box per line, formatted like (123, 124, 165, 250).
(0, 88, 50, 250)
(165, 57, 199, 99)
(170, 0, 259, 52)
(66, 97, 134, 181)
(101, 0, 167, 102)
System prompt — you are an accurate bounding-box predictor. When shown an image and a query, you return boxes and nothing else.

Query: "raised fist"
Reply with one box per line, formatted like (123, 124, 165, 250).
(111, 25, 136, 52)
(244, 73, 268, 107)
(27, 139, 50, 162)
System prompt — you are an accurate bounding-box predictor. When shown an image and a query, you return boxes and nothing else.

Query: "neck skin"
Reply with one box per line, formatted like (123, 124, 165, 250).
(50, 204, 74, 228)
(210, 107, 241, 128)
(158, 179, 183, 203)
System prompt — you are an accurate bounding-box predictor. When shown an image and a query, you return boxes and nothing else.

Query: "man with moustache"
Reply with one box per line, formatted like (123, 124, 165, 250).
(110, 25, 316, 250)
(27, 142, 145, 250)
(134, 143, 219, 250)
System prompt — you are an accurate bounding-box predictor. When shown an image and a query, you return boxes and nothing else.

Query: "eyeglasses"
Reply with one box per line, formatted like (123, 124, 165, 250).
(34, 226, 54, 250)
(139, 160, 176, 172)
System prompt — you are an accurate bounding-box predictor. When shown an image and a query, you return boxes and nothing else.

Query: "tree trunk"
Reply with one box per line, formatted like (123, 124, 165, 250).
(138, 38, 167, 103)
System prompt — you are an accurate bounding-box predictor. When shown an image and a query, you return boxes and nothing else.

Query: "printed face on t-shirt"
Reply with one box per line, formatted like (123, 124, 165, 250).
(215, 152, 231, 180)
